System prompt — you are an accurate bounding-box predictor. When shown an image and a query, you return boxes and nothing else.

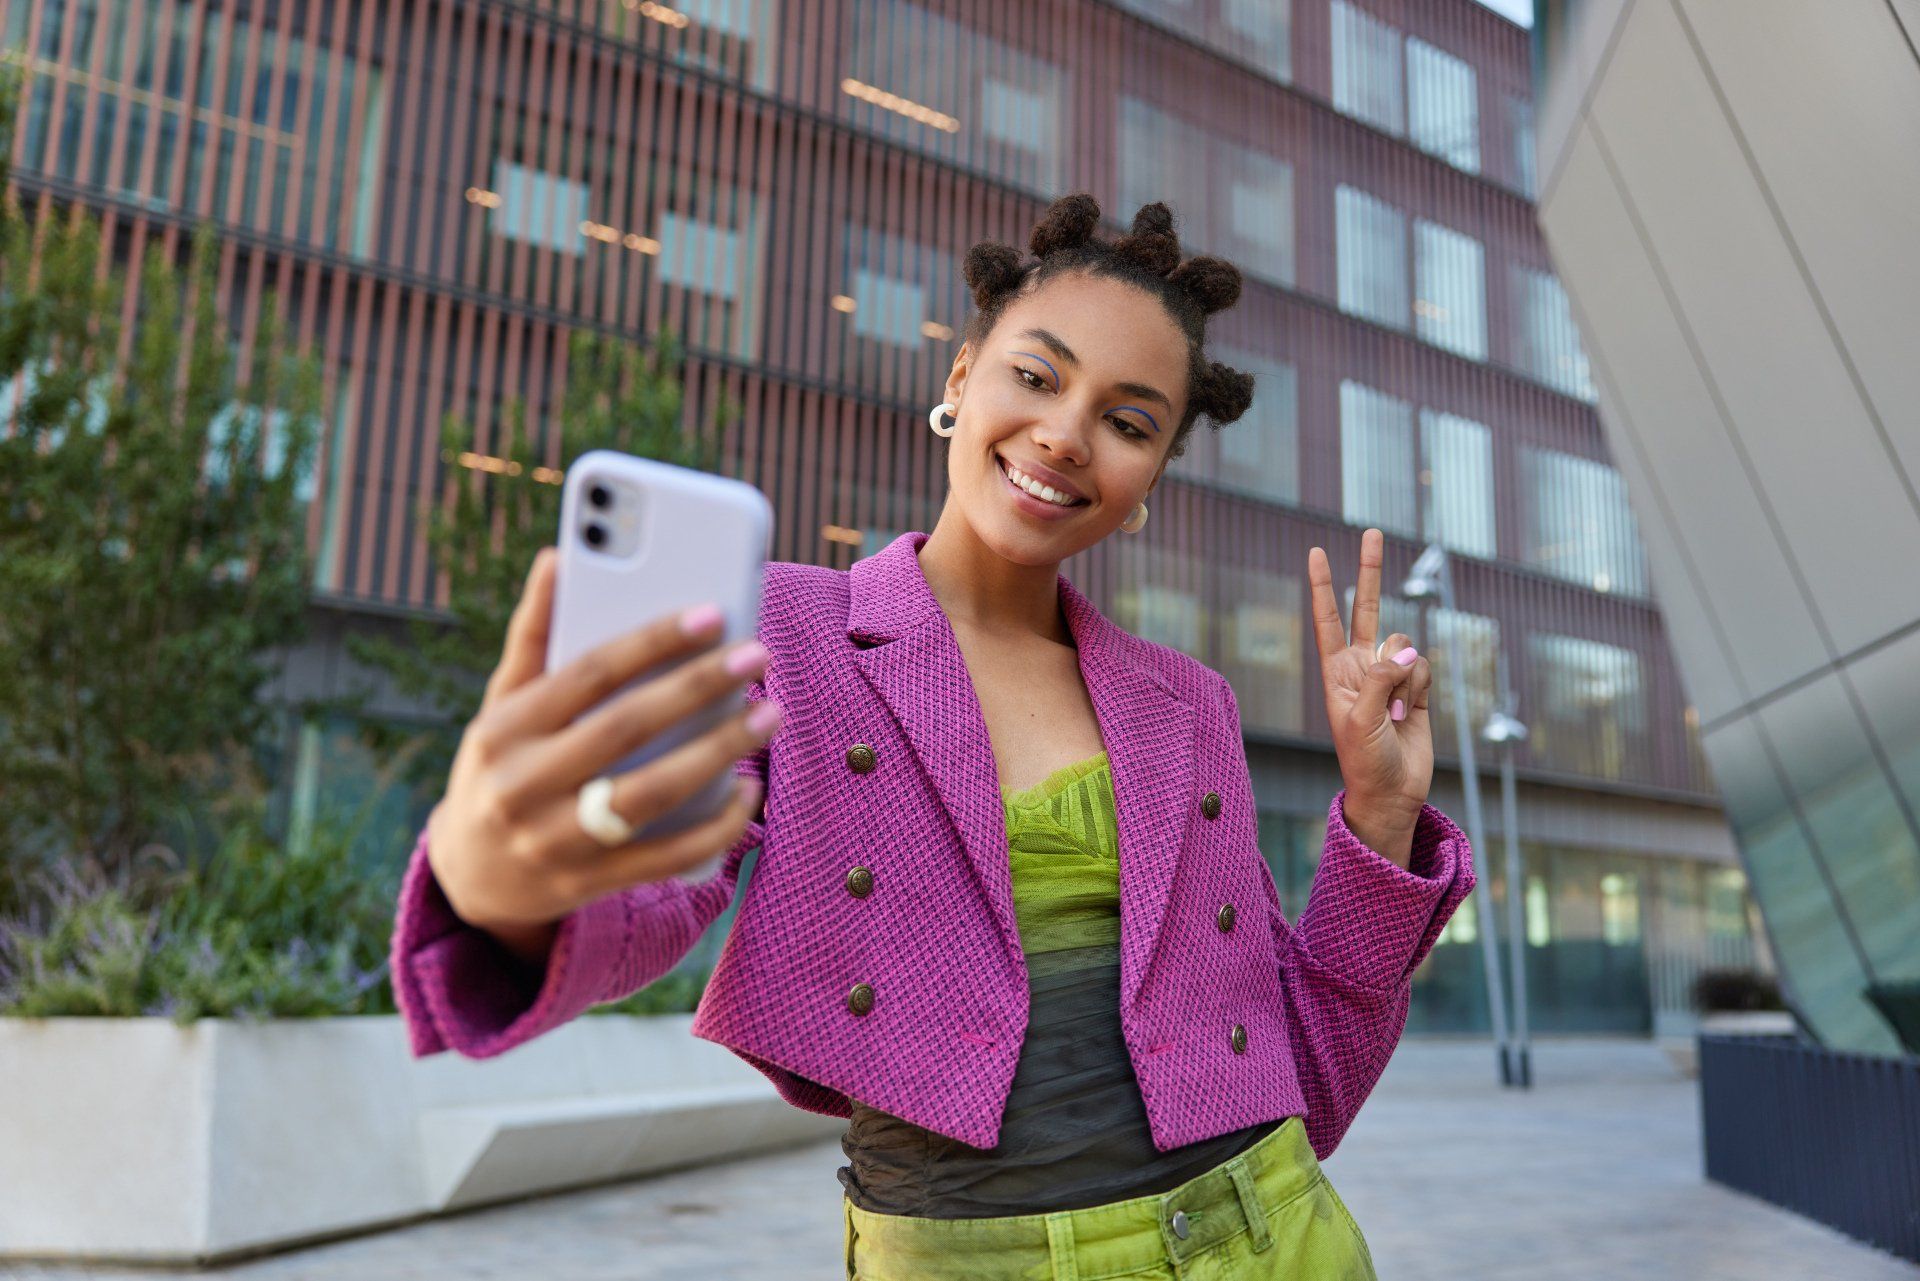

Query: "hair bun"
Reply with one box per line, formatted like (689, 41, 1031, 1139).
(1167, 255, 1242, 315)
(1029, 192, 1103, 258)
(1195, 358, 1257, 426)
(1112, 202, 1181, 277)
(963, 241, 1025, 310)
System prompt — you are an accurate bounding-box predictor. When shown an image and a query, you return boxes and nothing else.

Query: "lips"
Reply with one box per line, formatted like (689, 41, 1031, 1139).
(996, 453, 1089, 507)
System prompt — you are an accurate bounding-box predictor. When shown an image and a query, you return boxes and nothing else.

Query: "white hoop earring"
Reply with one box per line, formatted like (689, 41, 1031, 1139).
(1120, 501, 1148, 534)
(929, 402, 957, 437)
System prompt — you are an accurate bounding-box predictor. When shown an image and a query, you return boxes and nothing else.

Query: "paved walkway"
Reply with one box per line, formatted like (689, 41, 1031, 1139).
(7, 1038, 1914, 1280)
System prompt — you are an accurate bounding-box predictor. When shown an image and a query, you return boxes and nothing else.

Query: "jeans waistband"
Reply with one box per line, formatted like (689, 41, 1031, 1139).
(842, 1114, 1321, 1280)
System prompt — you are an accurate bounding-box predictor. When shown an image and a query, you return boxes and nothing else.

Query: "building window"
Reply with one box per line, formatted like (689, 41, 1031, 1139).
(1222, 0, 1292, 81)
(1209, 343, 1299, 504)
(1216, 563, 1305, 734)
(1112, 546, 1208, 660)
(1119, 97, 1294, 287)
(1525, 631, 1649, 780)
(492, 159, 587, 256)
(1330, 0, 1404, 135)
(1507, 93, 1538, 197)
(843, 0, 1067, 194)
(1340, 379, 1417, 538)
(1519, 444, 1649, 596)
(660, 0, 781, 92)
(1336, 184, 1408, 330)
(1414, 219, 1487, 360)
(1510, 263, 1596, 400)
(658, 211, 742, 298)
(1407, 37, 1479, 173)
(1419, 408, 1495, 558)
(649, 180, 768, 361)
(1426, 605, 1501, 752)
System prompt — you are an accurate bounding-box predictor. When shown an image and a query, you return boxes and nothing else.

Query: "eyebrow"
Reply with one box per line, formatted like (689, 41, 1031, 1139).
(1012, 327, 1174, 415)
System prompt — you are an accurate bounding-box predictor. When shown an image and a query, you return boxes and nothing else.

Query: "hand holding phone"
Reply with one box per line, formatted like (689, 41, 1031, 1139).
(423, 453, 776, 957)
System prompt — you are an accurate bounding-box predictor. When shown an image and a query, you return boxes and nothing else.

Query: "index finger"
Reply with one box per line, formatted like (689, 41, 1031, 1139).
(1307, 545, 1348, 664)
(481, 547, 558, 714)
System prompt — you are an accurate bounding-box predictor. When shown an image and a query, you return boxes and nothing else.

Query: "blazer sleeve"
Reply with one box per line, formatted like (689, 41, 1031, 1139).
(387, 675, 772, 1060)
(1220, 677, 1477, 1160)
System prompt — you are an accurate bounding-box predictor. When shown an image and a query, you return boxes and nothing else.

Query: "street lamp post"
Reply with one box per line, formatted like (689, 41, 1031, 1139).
(1483, 651, 1533, 1089)
(1400, 543, 1515, 1086)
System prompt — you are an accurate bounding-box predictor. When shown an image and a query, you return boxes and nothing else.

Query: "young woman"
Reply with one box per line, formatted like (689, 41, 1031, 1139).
(392, 193, 1476, 1279)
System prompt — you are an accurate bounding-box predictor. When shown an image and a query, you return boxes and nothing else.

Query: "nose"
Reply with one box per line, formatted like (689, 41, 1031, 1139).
(1028, 407, 1094, 466)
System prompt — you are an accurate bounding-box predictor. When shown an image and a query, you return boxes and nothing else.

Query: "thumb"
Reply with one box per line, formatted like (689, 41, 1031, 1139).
(483, 547, 558, 712)
(1357, 652, 1412, 728)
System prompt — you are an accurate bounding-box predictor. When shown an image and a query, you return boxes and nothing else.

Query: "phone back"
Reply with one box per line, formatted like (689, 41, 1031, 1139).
(549, 449, 772, 856)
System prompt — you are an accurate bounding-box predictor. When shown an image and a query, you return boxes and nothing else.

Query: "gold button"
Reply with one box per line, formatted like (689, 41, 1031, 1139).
(846, 743, 877, 773)
(1217, 903, 1236, 932)
(845, 865, 874, 898)
(1201, 790, 1222, 819)
(1230, 1023, 1247, 1054)
(847, 982, 875, 1016)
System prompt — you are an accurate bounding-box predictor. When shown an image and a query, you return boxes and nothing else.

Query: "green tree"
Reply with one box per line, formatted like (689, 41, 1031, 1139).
(334, 325, 737, 805)
(0, 67, 323, 885)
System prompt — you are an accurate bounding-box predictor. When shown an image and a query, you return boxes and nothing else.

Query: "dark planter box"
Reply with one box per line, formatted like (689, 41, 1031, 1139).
(1699, 1033, 1920, 1264)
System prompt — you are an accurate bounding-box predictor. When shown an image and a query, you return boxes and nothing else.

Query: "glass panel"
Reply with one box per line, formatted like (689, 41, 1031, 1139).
(842, 0, 1068, 193)
(1336, 184, 1408, 330)
(1330, 0, 1404, 135)
(1525, 632, 1648, 780)
(1208, 343, 1299, 504)
(1110, 543, 1207, 661)
(1519, 444, 1650, 596)
(1407, 36, 1479, 173)
(1420, 408, 1496, 558)
(1426, 605, 1500, 753)
(492, 158, 588, 256)
(1509, 262, 1596, 400)
(1215, 563, 1305, 735)
(1118, 96, 1294, 287)
(1414, 219, 1487, 360)
(1339, 379, 1417, 537)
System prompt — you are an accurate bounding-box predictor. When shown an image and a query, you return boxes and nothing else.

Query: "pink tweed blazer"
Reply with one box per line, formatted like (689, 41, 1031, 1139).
(390, 530, 1475, 1158)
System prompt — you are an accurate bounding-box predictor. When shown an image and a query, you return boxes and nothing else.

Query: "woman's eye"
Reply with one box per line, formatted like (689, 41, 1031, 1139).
(1111, 417, 1146, 439)
(1015, 367, 1047, 389)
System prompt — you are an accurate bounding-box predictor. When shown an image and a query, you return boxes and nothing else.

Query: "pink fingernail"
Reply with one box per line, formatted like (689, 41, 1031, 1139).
(1392, 646, 1418, 666)
(725, 639, 769, 676)
(1392, 698, 1406, 721)
(747, 701, 783, 735)
(680, 603, 724, 636)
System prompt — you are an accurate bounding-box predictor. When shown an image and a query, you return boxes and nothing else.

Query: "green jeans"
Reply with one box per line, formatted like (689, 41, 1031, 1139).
(841, 1115, 1378, 1280)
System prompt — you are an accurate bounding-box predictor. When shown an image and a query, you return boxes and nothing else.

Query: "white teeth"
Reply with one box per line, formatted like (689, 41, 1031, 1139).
(1002, 457, 1080, 507)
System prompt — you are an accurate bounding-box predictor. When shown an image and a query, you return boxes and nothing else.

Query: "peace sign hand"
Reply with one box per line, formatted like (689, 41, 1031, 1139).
(1308, 528, 1434, 848)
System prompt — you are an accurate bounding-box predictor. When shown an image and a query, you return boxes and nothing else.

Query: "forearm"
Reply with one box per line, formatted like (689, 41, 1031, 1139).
(484, 918, 561, 969)
(1340, 799, 1419, 869)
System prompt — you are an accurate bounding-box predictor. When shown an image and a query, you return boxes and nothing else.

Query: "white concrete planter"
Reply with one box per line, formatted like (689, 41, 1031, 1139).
(0, 1013, 842, 1265)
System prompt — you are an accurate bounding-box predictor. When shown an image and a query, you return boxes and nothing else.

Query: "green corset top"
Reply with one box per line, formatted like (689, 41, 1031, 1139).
(837, 744, 1284, 1218)
(1000, 750, 1120, 959)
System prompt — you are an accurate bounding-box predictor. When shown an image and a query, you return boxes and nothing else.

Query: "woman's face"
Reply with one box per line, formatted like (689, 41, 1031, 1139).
(943, 272, 1189, 565)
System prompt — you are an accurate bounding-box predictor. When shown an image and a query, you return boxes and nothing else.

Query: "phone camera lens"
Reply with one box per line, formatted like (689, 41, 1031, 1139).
(585, 523, 607, 548)
(587, 483, 611, 509)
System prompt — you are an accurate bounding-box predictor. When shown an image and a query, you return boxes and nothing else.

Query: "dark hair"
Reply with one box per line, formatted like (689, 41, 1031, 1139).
(960, 192, 1256, 464)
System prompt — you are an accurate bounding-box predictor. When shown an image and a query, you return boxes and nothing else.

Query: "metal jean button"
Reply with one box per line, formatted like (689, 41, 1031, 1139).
(1170, 1208, 1191, 1239)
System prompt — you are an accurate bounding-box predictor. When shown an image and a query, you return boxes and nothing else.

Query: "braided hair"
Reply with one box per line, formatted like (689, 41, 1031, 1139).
(960, 192, 1256, 465)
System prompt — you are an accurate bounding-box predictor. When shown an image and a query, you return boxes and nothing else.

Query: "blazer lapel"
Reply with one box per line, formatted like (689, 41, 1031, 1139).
(847, 532, 1198, 1009)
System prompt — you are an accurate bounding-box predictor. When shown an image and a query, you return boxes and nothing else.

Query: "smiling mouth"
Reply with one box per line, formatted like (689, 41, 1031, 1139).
(997, 453, 1090, 508)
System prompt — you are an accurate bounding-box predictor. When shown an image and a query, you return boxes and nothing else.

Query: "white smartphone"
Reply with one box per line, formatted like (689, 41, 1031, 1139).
(547, 450, 772, 878)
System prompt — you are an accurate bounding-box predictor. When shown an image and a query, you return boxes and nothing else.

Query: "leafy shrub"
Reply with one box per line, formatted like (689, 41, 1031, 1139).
(0, 805, 397, 1023)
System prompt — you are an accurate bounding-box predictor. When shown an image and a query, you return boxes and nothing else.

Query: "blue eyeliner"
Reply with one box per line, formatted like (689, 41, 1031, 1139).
(1115, 406, 1161, 434)
(1013, 351, 1060, 388)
